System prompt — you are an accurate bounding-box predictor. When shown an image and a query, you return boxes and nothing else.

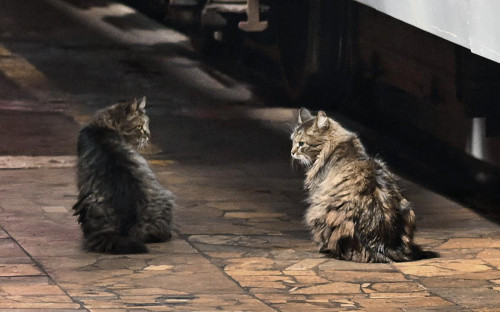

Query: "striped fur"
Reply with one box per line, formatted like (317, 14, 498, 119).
(291, 108, 437, 262)
(73, 97, 174, 254)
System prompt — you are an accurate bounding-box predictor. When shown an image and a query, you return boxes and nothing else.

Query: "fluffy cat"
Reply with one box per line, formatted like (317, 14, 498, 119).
(73, 97, 174, 254)
(291, 108, 437, 262)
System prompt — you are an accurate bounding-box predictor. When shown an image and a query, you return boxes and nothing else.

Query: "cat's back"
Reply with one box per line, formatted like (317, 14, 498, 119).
(78, 124, 124, 158)
(76, 124, 145, 187)
(317, 149, 393, 200)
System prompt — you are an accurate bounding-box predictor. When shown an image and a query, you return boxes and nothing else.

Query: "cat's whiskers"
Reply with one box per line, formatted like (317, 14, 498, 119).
(300, 157, 312, 167)
(136, 137, 150, 154)
(291, 153, 312, 168)
(296, 154, 312, 167)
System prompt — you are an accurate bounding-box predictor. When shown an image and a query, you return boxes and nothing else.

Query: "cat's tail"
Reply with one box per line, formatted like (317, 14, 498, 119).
(85, 232, 148, 254)
(386, 244, 439, 262)
(411, 247, 440, 261)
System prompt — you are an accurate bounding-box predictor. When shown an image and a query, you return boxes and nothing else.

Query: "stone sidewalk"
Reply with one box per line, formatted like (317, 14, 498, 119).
(1, 151, 500, 311)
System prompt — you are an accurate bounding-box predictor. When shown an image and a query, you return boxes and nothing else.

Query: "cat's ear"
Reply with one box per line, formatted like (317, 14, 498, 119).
(315, 111, 329, 130)
(138, 96, 146, 112)
(298, 107, 313, 125)
(126, 98, 138, 114)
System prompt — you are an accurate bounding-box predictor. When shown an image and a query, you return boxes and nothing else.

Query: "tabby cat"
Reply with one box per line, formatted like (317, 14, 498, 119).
(73, 97, 174, 254)
(291, 108, 437, 262)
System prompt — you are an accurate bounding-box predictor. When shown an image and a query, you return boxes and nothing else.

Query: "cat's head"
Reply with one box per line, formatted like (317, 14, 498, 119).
(290, 107, 333, 166)
(94, 97, 151, 152)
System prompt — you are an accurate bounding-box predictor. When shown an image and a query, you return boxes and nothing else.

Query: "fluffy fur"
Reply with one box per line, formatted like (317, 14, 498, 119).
(291, 108, 437, 262)
(73, 97, 174, 254)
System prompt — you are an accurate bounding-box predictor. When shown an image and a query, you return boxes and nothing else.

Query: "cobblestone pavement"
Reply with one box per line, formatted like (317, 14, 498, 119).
(1, 0, 500, 311)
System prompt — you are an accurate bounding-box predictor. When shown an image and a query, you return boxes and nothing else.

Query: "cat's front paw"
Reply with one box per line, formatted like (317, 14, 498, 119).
(319, 245, 331, 254)
(144, 231, 172, 243)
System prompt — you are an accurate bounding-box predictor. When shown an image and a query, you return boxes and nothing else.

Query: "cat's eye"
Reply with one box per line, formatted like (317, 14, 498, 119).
(298, 141, 305, 147)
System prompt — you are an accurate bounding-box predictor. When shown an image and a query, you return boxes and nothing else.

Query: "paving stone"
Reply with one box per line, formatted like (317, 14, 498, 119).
(0, 239, 30, 260)
(367, 291, 432, 298)
(0, 264, 43, 277)
(0, 295, 74, 304)
(225, 269, 283, 276)
(291, 282, 361, 294)
(117, 288, 188, 296)
(0, 230, 8, 239)
(82, 294, 275, 311)
(419, 277, 490, 290)
(450, 271, 500, 280)
(355, 295, 454, 310)
(318, 259, 394, 271)
(0, 156, 76, 169)
(224, 257, 276, 271)
(204, 251, 246, 259)
(177, 221, 271, 235)
(477, 249, 500, 269)
(439, 238, 500, 249)
(247, 220, 305, 232)
(406, 308, 471, 312)
(284, 259, 327, 271)
(224, 211, 287, 219)
(319, 270, 409, 283)
(0, 276, 51, 286)
(40, 206, 68, 213)
(15, 240, 83, 258)
(394, 259, 492, 277)
(431, 287, 500, 309)
(289, 274, 330, 284)
(274, 302, 355, 311)
(208, 201, 301, 213)
(363, 282, 426, 293)
(169, 184, 289, 202)
(0, 298, 80, 309)
(0, 285, 66, 296)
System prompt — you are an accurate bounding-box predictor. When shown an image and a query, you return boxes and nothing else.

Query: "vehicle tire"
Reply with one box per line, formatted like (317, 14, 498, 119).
(186, 1, 221, 54)
(270, 0, 354, 104)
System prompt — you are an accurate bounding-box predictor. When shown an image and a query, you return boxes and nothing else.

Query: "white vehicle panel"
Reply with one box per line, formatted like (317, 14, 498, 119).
(354, 0, 500, 63)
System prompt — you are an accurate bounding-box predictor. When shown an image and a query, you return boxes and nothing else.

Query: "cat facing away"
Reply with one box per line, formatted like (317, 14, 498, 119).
(291, 108, 437, 262)
(73, 97, 174, 254)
